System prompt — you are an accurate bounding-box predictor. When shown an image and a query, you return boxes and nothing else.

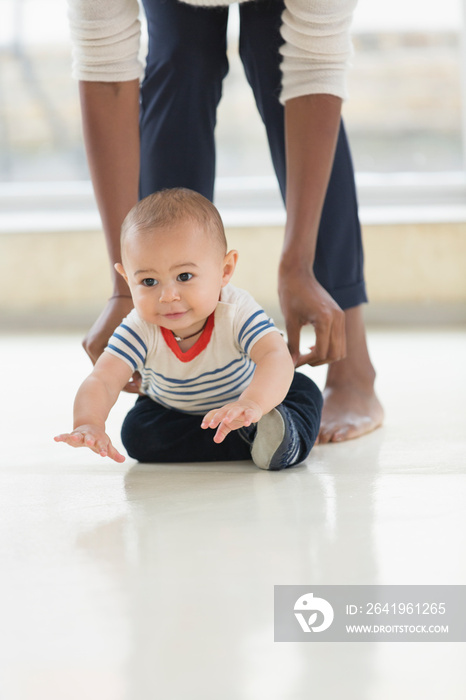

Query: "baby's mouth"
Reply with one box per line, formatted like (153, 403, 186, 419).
(162, 311, 187, 320)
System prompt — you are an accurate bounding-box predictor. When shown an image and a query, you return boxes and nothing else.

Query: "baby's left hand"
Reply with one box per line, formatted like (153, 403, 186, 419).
(201, 400, 263, 443)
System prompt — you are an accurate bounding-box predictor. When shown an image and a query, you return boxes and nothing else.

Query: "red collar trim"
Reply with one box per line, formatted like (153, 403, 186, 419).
(160, 312, 215, 363)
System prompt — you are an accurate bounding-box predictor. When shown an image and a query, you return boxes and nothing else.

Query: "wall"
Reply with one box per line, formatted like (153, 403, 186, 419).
(1, 222, 465, 328)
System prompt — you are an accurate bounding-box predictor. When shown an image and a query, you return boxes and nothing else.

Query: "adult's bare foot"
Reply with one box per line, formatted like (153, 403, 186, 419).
(318, 382, 384, 443)
(317, 305, 384, 444)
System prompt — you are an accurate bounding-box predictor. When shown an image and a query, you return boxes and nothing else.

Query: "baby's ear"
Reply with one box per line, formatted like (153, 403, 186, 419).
(114, 262, 128, 282)
(222, 249, 238, 286)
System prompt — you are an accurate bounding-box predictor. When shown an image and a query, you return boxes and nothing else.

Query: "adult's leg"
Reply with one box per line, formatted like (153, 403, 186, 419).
(140, 0, 229, 200)
(238, 0, 382, 441)
(122, 396, 251, 463)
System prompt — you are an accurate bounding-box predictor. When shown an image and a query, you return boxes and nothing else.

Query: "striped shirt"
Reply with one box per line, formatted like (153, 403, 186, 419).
(105, 284, 280, 414)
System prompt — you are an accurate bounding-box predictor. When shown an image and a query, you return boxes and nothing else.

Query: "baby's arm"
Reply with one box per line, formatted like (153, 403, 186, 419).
(202, 332, 294, 443)
(54, 352, 134, 462)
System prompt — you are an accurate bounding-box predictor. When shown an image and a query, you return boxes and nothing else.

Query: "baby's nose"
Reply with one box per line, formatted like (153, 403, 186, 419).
(159, 284, 180, 302)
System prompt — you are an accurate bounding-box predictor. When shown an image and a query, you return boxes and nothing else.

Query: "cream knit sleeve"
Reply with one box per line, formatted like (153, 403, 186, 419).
(280, 0, 358, 103)
(67, 0, 143, 81)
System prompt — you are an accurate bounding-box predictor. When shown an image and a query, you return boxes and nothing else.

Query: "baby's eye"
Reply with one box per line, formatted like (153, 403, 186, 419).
(142, 278, 158, 287)
(177, 272, 193, 282)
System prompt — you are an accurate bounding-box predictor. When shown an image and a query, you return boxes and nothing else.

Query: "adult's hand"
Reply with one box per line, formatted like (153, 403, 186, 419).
(279, 265, 346, 367)
(82, 295, 141, 394)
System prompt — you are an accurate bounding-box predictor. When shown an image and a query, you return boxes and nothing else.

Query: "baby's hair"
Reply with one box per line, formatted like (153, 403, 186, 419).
(121, 188, 227, 255)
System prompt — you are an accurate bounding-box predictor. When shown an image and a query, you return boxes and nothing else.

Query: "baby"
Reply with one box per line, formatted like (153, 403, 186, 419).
(55, 188, 322, 470)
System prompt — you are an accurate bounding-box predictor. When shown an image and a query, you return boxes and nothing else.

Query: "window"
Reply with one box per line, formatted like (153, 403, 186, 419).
(348, 0, 463, 173)
(0, 0, 464, 227)
(0, 0, 87, 182)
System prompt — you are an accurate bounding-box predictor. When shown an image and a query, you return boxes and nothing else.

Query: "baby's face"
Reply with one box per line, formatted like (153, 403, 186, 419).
(119, 220, 234, 335)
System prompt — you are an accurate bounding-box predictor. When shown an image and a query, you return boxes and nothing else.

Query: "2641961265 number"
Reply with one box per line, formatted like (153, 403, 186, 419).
(365, 602, 446, 615)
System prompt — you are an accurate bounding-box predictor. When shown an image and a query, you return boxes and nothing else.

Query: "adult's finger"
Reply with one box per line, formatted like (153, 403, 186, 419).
(305, 306, 346, 366)
(285, 318, 303, 365)
(325, 307, 346, 362)
(305, 314, 332, 366)
(123, 372, 142, 394)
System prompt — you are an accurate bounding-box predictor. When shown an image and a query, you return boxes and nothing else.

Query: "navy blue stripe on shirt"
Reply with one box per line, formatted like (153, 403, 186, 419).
(143, 372, 255, 408)
(107, 344, 138, 371)
(145, 361, 254, 398)
(120, 323, 148, 355)
(243, 320, 275, 354)
(112, 332, 146, 366)
(183, 374, 252, 408)
(142, 356, 248, 387)
(238, 310, 263, 344)
(148, 363, 255, 402)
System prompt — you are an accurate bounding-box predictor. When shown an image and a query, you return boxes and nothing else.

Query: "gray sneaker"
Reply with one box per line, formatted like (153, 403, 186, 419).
(251, 405, 301, 471)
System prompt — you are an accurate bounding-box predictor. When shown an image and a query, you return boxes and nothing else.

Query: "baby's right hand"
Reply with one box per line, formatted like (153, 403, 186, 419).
(54, 424, 126, 463)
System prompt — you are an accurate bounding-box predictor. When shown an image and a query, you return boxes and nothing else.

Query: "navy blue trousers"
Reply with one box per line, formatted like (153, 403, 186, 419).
(121, 371, 322, 463)
(139, 0, 367, 310)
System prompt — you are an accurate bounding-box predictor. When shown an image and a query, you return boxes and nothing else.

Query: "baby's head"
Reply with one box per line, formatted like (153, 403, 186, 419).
(121, 187, 228, 261)
(116, 188, 238, 334)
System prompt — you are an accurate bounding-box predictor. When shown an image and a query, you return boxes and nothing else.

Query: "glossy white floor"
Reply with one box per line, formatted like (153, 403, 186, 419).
(1, 327, 465, 700)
